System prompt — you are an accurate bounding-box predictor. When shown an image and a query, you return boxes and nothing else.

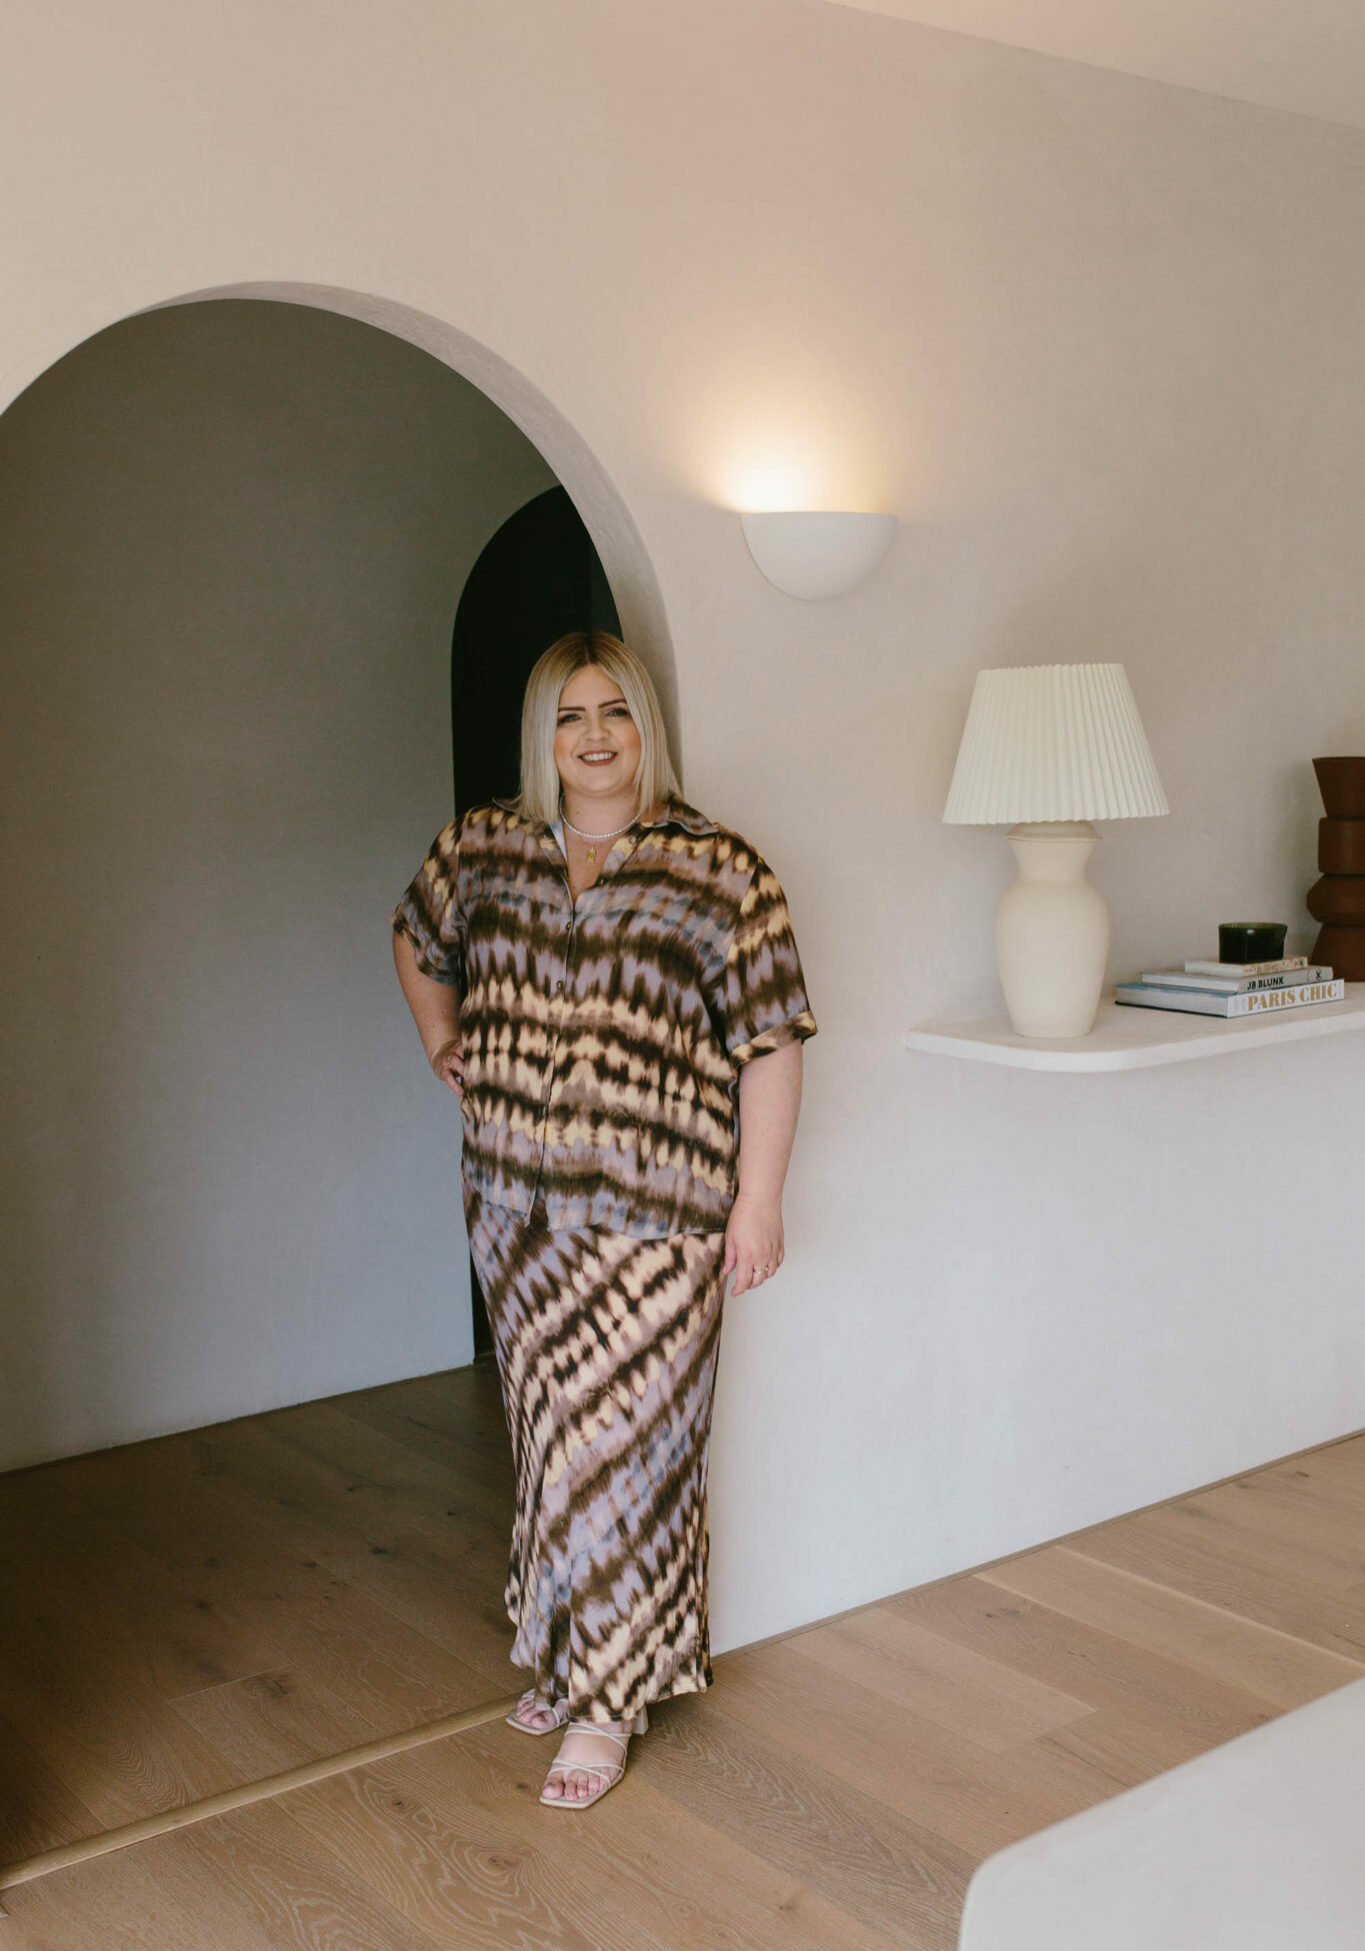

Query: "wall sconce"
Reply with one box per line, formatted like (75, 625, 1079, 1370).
(741, 510, 898, 599)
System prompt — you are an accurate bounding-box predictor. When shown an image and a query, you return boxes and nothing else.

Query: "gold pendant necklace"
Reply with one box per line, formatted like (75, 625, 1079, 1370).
(561, 805, 637, 875)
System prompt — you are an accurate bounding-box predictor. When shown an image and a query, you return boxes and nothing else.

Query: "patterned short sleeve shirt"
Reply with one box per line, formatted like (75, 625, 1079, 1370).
(392, 791, 817, 1237)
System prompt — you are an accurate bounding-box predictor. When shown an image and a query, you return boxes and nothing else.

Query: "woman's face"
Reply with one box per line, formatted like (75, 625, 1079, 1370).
(554, 664, 642, 802)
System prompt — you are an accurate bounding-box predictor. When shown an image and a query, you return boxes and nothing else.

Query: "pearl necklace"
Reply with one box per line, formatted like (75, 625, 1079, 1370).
(560, 805, 638, 867)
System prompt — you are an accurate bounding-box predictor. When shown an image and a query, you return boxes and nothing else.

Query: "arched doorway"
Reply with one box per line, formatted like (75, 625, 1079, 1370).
(0, 287, 679, 1475)
(0, 287, 681, 1869)
(139, 280, 680, 750)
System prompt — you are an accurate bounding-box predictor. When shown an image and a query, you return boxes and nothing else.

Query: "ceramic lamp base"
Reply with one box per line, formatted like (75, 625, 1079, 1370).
(996, 822, 1110, 1038)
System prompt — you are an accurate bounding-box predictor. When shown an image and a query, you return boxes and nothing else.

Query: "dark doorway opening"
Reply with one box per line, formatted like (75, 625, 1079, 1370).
(451, 485, 620, 815)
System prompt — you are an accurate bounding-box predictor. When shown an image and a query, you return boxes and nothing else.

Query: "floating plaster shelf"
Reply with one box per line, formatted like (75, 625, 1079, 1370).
(905, 983, 1365, 1073)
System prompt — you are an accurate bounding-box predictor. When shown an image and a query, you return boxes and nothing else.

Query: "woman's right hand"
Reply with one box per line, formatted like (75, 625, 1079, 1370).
(429, 1035, 466, 1096)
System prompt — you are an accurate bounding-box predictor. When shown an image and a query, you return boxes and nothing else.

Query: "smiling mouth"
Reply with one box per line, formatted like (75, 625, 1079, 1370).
(579, 752, 617, 764)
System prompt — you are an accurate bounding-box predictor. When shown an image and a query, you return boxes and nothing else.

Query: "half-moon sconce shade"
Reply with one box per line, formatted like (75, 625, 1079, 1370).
(741, 510, 898, 599)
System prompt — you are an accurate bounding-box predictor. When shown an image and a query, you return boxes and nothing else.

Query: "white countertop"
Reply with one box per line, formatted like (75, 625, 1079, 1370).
(905, 983, 1365, 1072)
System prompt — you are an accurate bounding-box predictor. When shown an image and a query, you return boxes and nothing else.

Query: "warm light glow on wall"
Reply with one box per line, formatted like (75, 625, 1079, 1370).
(709, 422, 891, 515)
(629, 266, 925, 517)
(723, 448, 829, 514)
(678, 367, 902, 515)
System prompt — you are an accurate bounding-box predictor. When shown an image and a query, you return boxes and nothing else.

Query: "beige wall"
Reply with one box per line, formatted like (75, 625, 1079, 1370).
(4, 0, 1365, 1655)
(0, 299, 555, 1467)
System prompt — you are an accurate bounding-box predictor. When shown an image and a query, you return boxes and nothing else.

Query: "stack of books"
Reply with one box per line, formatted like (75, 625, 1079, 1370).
(1115, 956, 1344, 1018)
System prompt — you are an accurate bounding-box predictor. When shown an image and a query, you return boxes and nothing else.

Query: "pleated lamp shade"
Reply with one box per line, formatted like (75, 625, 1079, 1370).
(943, 662, 1168, 825)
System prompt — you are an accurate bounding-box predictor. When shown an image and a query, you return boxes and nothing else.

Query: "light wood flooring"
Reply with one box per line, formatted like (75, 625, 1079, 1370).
(2, 1363, 1363, 1950)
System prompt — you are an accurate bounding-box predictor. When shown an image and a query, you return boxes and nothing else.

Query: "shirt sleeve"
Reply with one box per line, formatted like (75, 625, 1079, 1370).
(391, 817, 466, 989)
(723, 857, 818, 1067)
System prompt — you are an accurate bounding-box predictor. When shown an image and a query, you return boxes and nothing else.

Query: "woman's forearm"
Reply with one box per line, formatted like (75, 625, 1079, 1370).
(734, 1040, 803, 1206)
(392, 928, 461, 1063)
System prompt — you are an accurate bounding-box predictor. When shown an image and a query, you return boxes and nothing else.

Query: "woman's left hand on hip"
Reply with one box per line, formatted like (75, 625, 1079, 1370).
(723, 1194, 784, 1294)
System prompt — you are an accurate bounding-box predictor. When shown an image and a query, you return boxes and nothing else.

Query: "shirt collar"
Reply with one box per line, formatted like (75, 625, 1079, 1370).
(642, 792, 718, 835)
(491, 791, 718, 836)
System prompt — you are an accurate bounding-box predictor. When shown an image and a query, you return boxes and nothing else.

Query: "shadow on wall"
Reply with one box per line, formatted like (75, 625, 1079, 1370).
(0, 297, 576, 1469)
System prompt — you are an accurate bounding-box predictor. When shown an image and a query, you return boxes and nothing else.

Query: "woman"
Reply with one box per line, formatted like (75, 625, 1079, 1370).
(391, 629, 816, 1810)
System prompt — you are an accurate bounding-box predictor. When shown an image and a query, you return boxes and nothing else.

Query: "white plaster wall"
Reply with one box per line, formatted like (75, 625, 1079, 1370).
(3, 0, 1365, 1652)
(0, 298, 555, 1469)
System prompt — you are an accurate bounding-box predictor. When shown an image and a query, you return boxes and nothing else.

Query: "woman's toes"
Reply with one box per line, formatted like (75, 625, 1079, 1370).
(517, 1697, 558, 1730)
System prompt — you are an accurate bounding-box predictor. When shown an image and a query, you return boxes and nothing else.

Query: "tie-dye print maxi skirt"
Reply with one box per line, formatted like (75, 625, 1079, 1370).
(464, 1182, 729, 1726)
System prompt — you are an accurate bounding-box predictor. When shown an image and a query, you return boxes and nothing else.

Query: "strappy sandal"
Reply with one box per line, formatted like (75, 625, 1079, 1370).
(505, 1688, 571, 1736)
(538, 1703, 649, 1810)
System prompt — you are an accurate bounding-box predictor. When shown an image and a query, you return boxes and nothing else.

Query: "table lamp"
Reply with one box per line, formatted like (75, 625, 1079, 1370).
(943, 662, 1169, 1038)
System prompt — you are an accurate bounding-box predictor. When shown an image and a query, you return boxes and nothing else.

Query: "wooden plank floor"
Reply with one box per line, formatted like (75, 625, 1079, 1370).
(3, 1373, 1364, 1950)
(0, 1362, 521, 1863)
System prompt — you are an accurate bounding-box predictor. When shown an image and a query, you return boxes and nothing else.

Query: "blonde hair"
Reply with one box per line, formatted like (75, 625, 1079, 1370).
(515, 630, 680, 826)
